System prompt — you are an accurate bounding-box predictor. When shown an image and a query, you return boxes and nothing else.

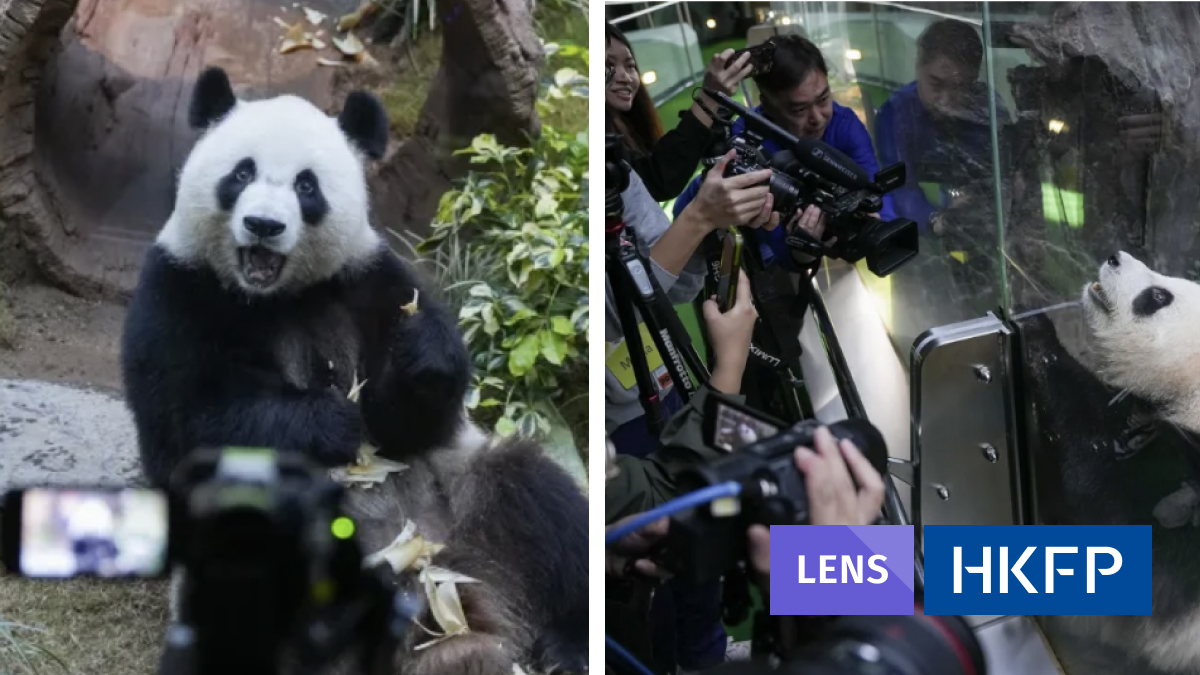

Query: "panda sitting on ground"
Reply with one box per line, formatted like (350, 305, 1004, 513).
(1026, 251, 1200, 674)
(119, 66, 588, 674)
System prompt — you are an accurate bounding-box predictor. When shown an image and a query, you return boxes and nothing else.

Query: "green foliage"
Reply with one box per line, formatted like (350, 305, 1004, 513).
(413, 45, 589, 448)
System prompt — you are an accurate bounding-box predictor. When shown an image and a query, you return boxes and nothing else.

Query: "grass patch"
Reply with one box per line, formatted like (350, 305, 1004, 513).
(379, 32, 443, 138)
(0, 618, 67, 675)
(0, 577, 169, 675)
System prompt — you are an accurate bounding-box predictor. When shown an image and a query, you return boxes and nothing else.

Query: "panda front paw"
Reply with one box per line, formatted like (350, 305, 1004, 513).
(306, 393, 365, 467)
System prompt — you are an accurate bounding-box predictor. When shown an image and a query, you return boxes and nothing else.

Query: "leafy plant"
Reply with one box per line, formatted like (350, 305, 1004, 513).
(409, 46, 589, 452)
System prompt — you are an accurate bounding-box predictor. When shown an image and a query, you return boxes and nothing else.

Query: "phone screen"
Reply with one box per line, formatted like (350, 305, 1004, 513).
(18, 488, 169, 578)
(712, 401, 779, 452)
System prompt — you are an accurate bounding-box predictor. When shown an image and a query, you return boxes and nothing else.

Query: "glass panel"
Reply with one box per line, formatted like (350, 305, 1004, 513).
(991, 3, 1200, 674)
(606, 3, 704, 108)
(765, 1, 1009, 364)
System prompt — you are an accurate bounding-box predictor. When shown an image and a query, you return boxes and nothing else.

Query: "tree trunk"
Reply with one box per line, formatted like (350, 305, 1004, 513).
(0, 0, 78, 287)
(367, 0, 544, 243)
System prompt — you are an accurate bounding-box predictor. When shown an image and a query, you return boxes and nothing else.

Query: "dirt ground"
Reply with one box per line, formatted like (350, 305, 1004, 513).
(0, 281, 169, 675)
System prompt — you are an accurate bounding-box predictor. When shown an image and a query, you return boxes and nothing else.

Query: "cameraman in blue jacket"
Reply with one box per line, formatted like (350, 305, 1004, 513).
(673, 33, 895, 274)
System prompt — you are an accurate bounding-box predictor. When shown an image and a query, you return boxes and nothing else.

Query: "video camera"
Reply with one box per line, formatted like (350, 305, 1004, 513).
(1, 447, 420, 675)
(700, 89, 919, 277)
(650, 391, 891, 586)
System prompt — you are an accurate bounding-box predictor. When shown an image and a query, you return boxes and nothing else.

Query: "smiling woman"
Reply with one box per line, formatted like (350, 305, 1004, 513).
(604, 20, 752, 202)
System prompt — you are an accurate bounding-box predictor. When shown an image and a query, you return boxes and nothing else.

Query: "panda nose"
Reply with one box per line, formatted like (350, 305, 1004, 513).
(244, 216, 286, 239)
(1107, 254, 1121, 268)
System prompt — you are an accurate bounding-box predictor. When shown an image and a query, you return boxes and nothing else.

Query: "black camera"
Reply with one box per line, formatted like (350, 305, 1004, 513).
(698, 614, 987, 675)
(651, 391, 890, 585)
(703, 89, 919, 277)
(1, 447, 417, 675)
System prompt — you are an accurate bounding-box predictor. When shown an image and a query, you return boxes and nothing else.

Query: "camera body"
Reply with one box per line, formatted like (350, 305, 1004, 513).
(705, 89, 919, 277)
(2, 447, 415, 675)
(652, 392, 889, 585)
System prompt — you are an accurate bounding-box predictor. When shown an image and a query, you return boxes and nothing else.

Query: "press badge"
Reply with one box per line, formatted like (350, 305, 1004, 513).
(606, 322, 673, 394)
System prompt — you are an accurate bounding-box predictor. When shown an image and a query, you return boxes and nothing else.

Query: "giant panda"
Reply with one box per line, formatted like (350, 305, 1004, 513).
(1083, 251, 1200, 436)
(119, 66, 588, 674)
(1019, 252, 1200, 674)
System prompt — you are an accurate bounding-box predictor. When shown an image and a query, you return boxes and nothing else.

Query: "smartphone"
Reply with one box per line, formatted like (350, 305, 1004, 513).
(729, 41, 776, 76)
(702, 390, 788, 453)
(717, 227, 743, 312)
(1, 487, 172, 579)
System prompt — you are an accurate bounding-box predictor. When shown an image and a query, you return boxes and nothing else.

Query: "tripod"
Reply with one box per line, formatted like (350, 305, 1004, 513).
(605, 134, 710, 435)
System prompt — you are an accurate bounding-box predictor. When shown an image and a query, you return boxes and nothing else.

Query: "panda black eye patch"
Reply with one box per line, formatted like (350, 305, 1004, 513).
(294, 169, 329, 225)
(1132, 285, 1174, 318)
(216, 158, 257, 211)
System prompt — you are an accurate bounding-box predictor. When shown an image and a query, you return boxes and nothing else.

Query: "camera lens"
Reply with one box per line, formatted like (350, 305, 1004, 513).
(782, 614, 986, 675)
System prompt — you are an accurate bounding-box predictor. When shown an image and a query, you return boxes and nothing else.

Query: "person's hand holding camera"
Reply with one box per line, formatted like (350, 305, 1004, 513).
(606, 514, 672, 581)
(701, 268, 757, 394)
(654, 150, 779, 277)
(788, 204, 833, 264)
(703, 49, 753, 97)
(744, 426, 886, 583)
(689, 150, 781, 232)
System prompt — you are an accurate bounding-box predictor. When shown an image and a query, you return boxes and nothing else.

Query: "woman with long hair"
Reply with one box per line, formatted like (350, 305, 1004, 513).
(606, 21, 753, 202)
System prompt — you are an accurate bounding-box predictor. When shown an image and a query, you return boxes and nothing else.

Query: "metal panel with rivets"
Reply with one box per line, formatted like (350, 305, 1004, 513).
(909, 312, 1026, 552)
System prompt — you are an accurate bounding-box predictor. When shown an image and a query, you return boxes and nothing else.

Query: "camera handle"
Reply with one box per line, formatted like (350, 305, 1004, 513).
(605, 135, 711, 435)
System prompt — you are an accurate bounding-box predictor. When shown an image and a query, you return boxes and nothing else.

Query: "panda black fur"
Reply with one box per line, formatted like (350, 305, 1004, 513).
(120, 67, 588, 674)
(1019, 251, 1200, 673)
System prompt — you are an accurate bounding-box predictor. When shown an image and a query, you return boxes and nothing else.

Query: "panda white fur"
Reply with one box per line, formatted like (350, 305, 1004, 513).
(1024, 252, 1200, 674)
(1083, 251, 1200, 435)
(120, 67, 588, 674)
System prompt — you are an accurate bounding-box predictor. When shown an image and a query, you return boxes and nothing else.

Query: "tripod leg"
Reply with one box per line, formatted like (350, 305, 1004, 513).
(612, 235, 701, 408)
(608, 253, 667, 434)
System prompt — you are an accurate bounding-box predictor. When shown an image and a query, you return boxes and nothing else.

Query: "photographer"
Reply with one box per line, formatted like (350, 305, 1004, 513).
(605, 156, 780, 460)
(672, 34, 895, 273)
(606, 22, 754, 202)
(606, 273, 886, 675)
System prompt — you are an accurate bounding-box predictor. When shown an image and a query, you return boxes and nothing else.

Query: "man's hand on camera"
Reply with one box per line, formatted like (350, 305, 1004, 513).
(689, 150, 781, 232)
(788, 205, 834, 264)
(606, 515, 673, 580)
(701, 268, 757, 394)
(795, 426, 886, 526)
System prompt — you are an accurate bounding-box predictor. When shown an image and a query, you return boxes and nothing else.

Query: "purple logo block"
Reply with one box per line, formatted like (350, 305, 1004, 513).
(769, 525, 915, 616)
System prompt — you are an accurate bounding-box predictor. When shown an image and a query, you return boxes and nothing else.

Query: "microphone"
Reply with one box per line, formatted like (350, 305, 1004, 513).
(791, 137, 871, 190)
(701, 87, 873, 190)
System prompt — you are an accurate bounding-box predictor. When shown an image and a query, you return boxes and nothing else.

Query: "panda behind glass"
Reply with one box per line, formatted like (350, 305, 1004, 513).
(1083, 251, 1200, 436)
(120, 67, 588, 674)
(1026, 251, 1200, 674)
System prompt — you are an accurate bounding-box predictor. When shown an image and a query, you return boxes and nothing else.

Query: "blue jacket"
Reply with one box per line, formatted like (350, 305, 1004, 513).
(672, 101, 894, 272)
(874, 81, 1008, 234)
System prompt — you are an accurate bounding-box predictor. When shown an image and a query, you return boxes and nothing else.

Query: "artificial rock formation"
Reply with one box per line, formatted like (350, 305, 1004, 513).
(0, 0, 544, 299)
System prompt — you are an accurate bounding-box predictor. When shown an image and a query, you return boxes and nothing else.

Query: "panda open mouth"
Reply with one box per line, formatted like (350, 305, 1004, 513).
(1088, 281, 1112, 314)
(238, 246, 286, 287)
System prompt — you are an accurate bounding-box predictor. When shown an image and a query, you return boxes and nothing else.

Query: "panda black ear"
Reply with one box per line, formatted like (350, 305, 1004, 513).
(189, 67, 237, 130)
(338, 91, 389, 160)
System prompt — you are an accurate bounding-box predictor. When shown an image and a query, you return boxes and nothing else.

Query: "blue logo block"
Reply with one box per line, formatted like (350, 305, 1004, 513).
(923, 525, 1151, 616)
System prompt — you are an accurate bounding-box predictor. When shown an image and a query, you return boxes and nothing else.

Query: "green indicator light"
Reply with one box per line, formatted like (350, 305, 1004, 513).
(332, 517, 356, 539)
